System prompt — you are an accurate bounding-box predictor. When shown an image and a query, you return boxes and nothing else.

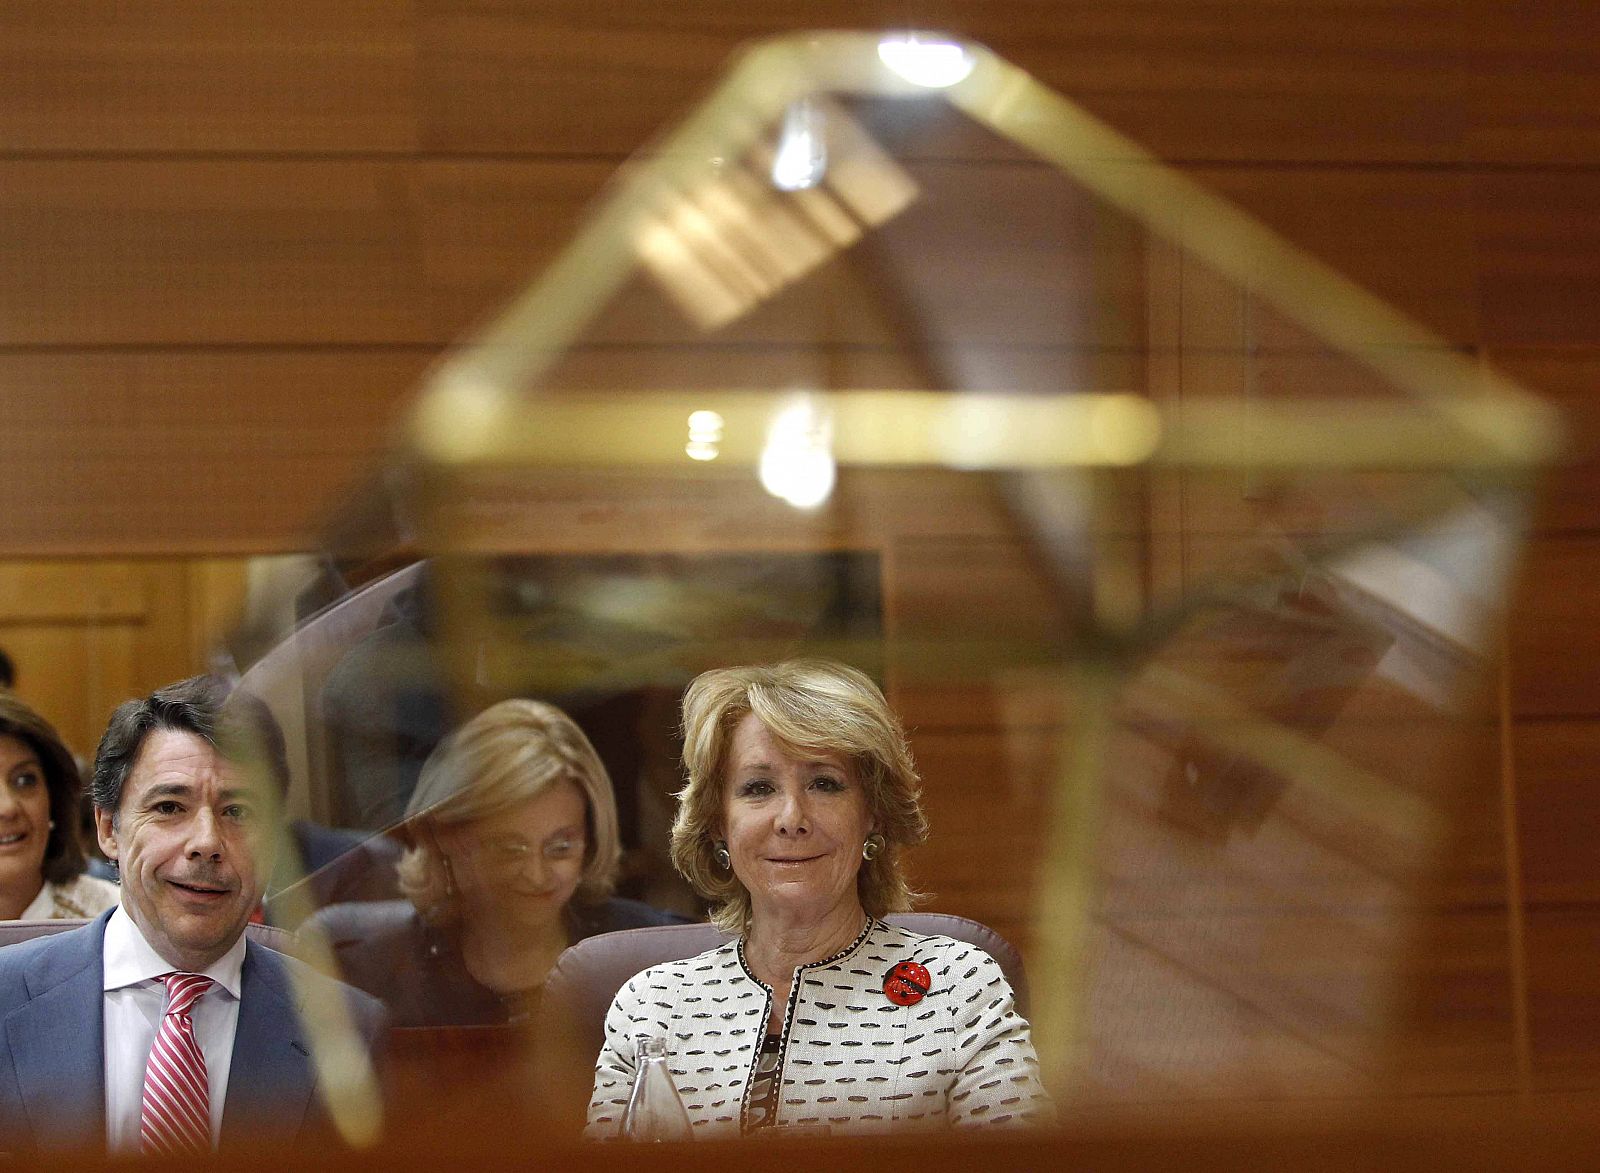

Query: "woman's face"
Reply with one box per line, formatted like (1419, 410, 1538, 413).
(437, 779, 589, 935)
(720, 712, 874, 931)
(0, 734, 51, 908)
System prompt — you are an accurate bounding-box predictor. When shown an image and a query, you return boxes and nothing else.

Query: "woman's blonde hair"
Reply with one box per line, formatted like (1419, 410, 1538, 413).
(398, 698, 621, 924)
(671, 659, 928, 934)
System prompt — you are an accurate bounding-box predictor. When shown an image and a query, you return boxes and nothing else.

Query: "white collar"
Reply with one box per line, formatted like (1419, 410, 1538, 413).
(102, 905, 247, 999)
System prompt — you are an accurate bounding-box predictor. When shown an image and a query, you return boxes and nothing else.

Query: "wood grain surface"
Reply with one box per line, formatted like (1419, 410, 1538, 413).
(0, 0, 1595, 1118)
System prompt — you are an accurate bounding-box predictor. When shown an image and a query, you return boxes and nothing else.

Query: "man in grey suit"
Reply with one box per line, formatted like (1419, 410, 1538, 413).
(0, 676, 385, 1155)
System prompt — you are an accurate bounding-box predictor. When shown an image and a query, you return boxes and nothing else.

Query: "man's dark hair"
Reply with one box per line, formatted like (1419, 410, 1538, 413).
(0, 646, 14, 689)
(92, 675, 290, 817)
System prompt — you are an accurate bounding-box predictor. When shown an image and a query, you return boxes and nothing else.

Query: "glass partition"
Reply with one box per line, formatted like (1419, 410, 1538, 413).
(223, 31, 1559, 1146)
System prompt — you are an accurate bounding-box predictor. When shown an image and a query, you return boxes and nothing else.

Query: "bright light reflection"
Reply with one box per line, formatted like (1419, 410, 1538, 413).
(759, 401, 835, 509)
(877, 34, 975, 88)
(687, 410, 724, 436)
(771, 100, 827, 191)
(686, 409, 724, 461)
(1090, 395, 1162, 465)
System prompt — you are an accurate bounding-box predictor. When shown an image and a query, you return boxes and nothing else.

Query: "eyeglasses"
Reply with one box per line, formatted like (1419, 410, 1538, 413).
(477, 834, 586, 874)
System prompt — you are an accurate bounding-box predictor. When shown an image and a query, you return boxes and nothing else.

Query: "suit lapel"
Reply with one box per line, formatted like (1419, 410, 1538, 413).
(219, 941, 315, 1148)
(5, 918, 108, 1151)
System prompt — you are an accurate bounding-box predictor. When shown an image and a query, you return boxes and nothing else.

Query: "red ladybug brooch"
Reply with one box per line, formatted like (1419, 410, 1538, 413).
(883, 961, 931, 1006)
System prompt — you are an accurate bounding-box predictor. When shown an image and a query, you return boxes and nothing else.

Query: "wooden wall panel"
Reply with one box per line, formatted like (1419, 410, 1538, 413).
(1389, 906, 1521, 1094)
(412, 160, 614, 339)
(0, 155, 1144, 350)
(0, 561, 148, 622)
(1514, 719, 1600, 905)
(1507, 537, 1600, 719)
(887, 532, 1081, 732)
(0, 1, 1518, 170)
(185, 558, 253, 666)
(1474, 172, 1600, 348)
(1010, 2, 1467, 167)
(1489, 351, 1600, 534)
(1525, 906, 1600, 1089)
(5, 1, 1577, 171)
(0, 129, 1575, 557)
(1081, 919, 1375, 1100)
(413, 1, 1592, 169)
(414, 157, 1145, 352)
(1461, 0, 1600, 166)
(416, 0, 732, 157)
(0, 351, 430, 554)
(0, 161, 431, 346)
(415, 1, 1471, 165)
(0, 558, 246, 756)
(0, 0, 417, 152)
(1, 623, 141, 758)
(907, 728, 1055, 955)
(1510, 571, 1600, 1089)
(1191, 167, 1479, 344)
(0, 0, 1592, 1111)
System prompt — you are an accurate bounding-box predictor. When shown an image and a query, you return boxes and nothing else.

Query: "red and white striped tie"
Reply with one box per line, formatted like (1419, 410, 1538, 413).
(140, 972, 215, 1155)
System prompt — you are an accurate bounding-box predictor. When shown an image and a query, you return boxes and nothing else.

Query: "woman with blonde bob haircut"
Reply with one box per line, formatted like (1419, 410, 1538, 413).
(315, 698, 682, 1026)
(589, 659, 1053, 1139)
(672, 659, 928, 933)
(399, 698, 621, 919)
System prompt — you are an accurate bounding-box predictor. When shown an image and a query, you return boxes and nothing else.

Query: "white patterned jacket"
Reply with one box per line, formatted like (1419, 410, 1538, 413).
(586, 918, 1054, 1139)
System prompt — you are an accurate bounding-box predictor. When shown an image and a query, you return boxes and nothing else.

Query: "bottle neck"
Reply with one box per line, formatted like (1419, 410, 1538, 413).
(636, 1036, 670, 1064)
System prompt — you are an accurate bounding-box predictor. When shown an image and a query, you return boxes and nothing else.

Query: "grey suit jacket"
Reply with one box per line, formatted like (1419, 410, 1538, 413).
(0, 911, 386, 1155)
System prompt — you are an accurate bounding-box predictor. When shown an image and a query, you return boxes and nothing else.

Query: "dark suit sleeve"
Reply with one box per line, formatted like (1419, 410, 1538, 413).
(245, 950, 390, 1151)
(0, 977, 33, 1156)
(0, 922, 108, 1156)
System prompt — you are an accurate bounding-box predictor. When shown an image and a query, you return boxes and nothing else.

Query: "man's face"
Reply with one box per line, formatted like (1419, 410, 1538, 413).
(96, 729, 268, 972)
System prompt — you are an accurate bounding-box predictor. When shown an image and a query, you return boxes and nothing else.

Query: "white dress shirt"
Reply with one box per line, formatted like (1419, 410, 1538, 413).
(101, 906, 247, 1152)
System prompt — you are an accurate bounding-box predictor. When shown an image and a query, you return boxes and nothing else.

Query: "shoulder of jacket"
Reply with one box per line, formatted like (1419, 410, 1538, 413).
(262, 947, 390, 1030)
(875, 922, 974, 959)
(626, 940, 739, 992)
(0, 919, 98, 982)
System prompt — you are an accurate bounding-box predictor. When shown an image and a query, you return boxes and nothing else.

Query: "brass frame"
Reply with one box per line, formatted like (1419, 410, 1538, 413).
(379, 31, 1560, 1101)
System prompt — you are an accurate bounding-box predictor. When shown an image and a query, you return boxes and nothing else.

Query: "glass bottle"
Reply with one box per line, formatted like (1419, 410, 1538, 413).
(620, 1035, 694, 1142)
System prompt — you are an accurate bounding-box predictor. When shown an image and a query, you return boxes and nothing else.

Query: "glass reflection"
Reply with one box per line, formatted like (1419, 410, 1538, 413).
(311, 699, 679, 1029)
(213, 28, 1557, 1151)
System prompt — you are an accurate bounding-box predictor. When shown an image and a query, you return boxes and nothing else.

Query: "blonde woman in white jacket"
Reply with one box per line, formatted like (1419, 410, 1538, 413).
(587, 659, 1053, 1139)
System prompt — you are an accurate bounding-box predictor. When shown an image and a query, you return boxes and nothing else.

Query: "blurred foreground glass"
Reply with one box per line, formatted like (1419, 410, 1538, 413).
(223, 30, 1561, 1145)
